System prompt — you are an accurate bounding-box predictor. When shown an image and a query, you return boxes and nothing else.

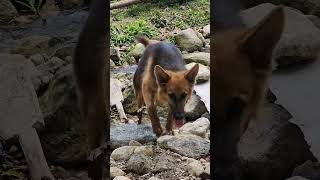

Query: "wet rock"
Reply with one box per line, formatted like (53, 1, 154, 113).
(185, 93, 208, 121)
(0, 0, 18, 22)
(179, 117, 210, 137)
(128, 43, 145, 60)
(157, 135, 210, 158)
(39, 64, 87, 166)
(292, 160, 320, 180)
(239, 103, 316, 180)
(111, 167, 125, 178)
(175, 28, 203, 52)
(202, 25, 210, 38)
(187, 158, 204, 177)
(185, 63, 209, 83)
(111, 123, 157, 149)
(127, 154, 153, 175)
(183, 52, 210, 66)
(240, 3, 320, 70)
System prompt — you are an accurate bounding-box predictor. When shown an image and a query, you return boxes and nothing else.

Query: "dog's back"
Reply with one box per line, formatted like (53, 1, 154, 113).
(133, 41, 186, 91)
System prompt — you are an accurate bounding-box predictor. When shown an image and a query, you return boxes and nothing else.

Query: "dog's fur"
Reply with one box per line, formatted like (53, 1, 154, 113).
(73, 0, 108, 178)
(212, 2, 285, 179)
(133, 37, 199, 136)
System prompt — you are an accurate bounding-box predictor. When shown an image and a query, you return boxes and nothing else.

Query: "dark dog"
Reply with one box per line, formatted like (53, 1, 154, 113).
(133, 37, 199, 137)
(213, 0, 285, 179)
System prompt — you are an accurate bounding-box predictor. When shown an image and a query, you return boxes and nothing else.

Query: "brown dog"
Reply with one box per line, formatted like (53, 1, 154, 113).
(213, 5, 285, 180)
(133, 37, 199, 137)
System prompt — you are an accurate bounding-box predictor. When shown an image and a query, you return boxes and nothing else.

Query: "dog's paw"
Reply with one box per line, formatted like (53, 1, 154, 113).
(154, 126, 164, 137)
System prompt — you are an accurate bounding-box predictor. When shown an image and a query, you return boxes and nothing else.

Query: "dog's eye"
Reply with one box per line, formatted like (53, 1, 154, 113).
(181, 92, 187, 99)
(226, 97, 246, 121)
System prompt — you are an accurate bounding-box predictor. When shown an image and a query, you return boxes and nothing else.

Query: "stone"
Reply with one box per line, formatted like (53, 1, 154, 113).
(110, 167, 125, 178)
(129, 140, 142, 146)
(184, 93, 208, 121)
(179, 117, 210, 137)
(113, 176, 131, 180)
(128, 43, 145, 60)
(148, 177, 162, 180)
(306, 15, 320, 30)
(127, 154, 153, 175)
(53, 45, 74, 60)
(11, 36, 51, 58)
(240, 3, 320, 70)
(157, 135, 210, 158)
(110, 47, 121, 62)
(39, 65, 87, 165)
(183, 52, 210, 66)
(153, 154, 174, 172)
(238, 103, 315, 180)
(286, 176, 310, 180)
(111, 123, 157, 149)
(185, 63, 209, 83)
(292, 160, 320, 180)
(111, 146, 137, 161)
(0, 0, 18, 22)
(186, 158, 204, 177)
(202, 25, 210, 38)
(133, 146, 153, 157)
(175, 28, 203, 52)
(30, 54, 46, 66)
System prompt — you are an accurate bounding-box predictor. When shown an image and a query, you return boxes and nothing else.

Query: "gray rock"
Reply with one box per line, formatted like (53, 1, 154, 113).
(286, 176, 310, 180)
(187, 158, 204, 177)
(157, 135, 210, 158)
(39, 64, 87, 166)
(53, 44, 74, 60)
(153, 154, 174, 172)
(30, 54, 46, 66)
(11, 36, 51, 58)
(242, 0, 320, 17)
(202, 25, 210, 38)
(148, 177, 162, 180)
(113, 176, 131, 180)
(0, 0, 18, 22)
(128, 43, 145, 60)
(185, 93, 208, 121)
(240, 3, 320, 70)
(111, 146, 137, 161)
(183, 52, 210, 66)
(111, 123, 157, 149)
(185, 63, 209, 83)
(179, 117, 210, 137)
(306, 15, 320, 30)
(175, 28, 203, 52)
(292, 160, 320, 180)
(127, 154, 153, 175)
(239, 103, 316, 180)
(62, 0, 83, 9)
(110, 47, 121, 62)
(129, 140, 142, 146)
(111, 167, 125, 178)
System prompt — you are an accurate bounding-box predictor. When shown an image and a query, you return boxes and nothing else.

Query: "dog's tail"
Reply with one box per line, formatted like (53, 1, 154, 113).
(136, 36, 150, 47)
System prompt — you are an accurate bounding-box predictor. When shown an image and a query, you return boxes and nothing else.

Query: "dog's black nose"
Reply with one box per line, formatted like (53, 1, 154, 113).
(173, 113, 185, 120)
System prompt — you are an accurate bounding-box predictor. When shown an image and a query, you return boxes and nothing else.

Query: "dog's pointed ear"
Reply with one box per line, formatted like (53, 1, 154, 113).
(154, 65, 170, 86)
(185, 64, 199, 84)
(239, 6, 284, 70)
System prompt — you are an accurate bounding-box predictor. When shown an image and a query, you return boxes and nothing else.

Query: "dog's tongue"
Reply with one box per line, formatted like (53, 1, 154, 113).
(175, 119, 185, 128)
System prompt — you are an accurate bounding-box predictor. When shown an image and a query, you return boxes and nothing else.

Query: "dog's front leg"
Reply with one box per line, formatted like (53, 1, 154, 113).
(165, 108, 174, 135)
(146, 105, 163, 136)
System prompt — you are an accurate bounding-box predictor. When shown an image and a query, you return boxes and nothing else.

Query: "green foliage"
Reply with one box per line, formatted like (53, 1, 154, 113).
(1, 168, 24, 178)
(111, 19, 158, 47)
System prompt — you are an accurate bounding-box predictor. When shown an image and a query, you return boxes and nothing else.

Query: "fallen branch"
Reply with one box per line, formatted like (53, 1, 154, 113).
(110, 0, 144, 10)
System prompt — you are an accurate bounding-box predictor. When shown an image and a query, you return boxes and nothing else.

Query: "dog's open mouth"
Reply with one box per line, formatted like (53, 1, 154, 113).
(175, 119, 185, 128)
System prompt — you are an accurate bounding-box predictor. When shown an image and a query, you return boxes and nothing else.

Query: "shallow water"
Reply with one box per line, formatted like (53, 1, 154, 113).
(270, 58, 320, 160)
